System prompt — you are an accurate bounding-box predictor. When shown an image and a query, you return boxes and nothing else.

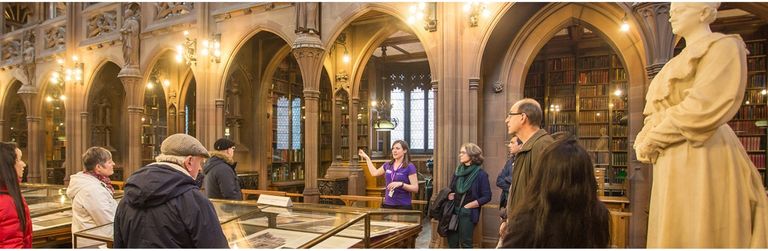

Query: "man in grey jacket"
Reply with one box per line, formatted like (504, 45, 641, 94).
(203, 138, 242, 200)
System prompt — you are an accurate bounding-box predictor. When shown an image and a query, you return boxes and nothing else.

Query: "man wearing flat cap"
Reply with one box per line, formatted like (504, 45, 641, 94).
(114, 133, 228, 248)
(203, 138, 242, 200)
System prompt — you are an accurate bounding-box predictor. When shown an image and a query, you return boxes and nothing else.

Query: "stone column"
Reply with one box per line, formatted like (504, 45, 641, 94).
(468, 77, 480, 143)
(17, 85, 45, 183)
(118, 67, 144, 178)
(292, 33, 325, 203)
(629, 2, 674, 248)
(215, 98, 225, 141)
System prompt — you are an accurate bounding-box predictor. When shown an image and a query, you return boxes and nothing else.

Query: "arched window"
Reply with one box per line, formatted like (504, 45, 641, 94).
(388, 73, 434, 152)
(276, 96, 290, 150)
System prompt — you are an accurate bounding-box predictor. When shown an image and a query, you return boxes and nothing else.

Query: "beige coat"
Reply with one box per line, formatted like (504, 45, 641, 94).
(636, 33, 768, 248)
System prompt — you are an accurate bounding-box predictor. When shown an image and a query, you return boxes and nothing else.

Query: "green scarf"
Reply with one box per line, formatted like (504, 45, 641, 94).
(454, 164, 481, 194)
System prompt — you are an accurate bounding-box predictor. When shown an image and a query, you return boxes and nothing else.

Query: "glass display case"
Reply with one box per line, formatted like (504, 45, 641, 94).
(74, 199, 268, 248)
(74, 201, 422, 249)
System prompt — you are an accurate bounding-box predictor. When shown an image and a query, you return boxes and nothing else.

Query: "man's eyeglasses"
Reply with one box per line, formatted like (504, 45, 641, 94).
(508, 112, 525, 117)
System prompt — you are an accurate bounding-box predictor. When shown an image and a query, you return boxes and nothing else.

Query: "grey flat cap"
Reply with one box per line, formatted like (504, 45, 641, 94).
(160, 133, 210, 158)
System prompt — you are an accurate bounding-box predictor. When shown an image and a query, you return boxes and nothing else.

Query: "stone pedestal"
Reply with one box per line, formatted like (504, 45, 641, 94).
(324, 161, 365, 195)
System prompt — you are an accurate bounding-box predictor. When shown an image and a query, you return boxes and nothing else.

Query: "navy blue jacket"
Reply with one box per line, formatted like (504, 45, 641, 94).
(203, 154, 242, 200)
(496, 157, 515, 208)
(449, 167, 492, 224)
(114, 163, 228, 248)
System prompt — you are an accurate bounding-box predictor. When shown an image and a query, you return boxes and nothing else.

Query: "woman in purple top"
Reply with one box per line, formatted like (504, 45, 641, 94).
(359, 140, 419, 210)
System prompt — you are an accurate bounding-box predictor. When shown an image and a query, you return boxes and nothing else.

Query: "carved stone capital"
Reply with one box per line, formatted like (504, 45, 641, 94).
(215, 98, 225, 108)
(633, 2, 675, 65)
(468, 77, 480, 90)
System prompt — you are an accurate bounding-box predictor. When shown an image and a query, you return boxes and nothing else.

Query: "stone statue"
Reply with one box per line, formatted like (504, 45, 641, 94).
(20, 32, 35, 85)
(120, 7, 140, 68)
(295, 2, 320, 35)
(595, 127, 608, 151)
(634, 2, 768, 247)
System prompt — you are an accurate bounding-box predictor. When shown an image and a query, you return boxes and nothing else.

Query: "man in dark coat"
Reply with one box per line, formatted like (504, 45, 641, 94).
(113, 133, 228, 248)
(204, 138, 242, 200)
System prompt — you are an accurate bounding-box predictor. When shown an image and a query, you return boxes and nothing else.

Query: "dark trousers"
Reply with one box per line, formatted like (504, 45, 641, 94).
(447, 207, 475, 248)
(381, 204, 413, 210)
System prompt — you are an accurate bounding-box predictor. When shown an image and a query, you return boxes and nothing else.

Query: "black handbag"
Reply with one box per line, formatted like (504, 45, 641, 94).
(448, 194, 467, 231)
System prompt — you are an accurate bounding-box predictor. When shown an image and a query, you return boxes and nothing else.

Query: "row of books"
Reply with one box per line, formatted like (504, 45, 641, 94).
(524, 87, 545, 98)
(530, 61, 545, 72)
(549, 71, 577, 84)
(748, 57, 766, 71)
(580, 138, 608, 151)
(547, 124, 577, 135)
(614, 69, 628, 82)
(548, 56, 575, 71)
(735, 106, 768, 120)
(578, 111, 609, 123)
(526, 73, 545, 87)
(611, 125, 628, 137)
(745, 89, 768, 105)
(749, 74, 766, 88)
(578, 55, 611, 69)
(612, 139, 628, 151)
(612, 152, 628, 166)
(550, 97, 576, 109)
(578, 125, 609, 137)
(273, 149, 304, 162)
(550, 85, 576, 96)
(729, 121, 764, 135)
(549, 111, 577, 124)
(738, 136, 763, 151)
(611, 55, 624, 68)
(747, 41, 765, 55)
(578, 70, 610, 85)
(612, 100, 627, 110)
(580, 97, 610, 110)
(748, 153, 766, 169)
(580, 85, 609, 97)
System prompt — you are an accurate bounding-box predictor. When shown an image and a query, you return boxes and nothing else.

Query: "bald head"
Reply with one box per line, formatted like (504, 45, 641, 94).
(511, 98, 543, 127)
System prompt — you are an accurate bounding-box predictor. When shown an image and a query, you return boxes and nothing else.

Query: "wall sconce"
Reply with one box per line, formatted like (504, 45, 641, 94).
(620, 14, 630, 32)
(49, 55, 83, 87)
(200, 33, 222, 63)
(464, 2, 490, 27)
(330, 33, 351, 64)
(407, 2, 437, 32)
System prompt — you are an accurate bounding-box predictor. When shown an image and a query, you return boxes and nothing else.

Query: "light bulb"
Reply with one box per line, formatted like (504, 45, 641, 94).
(213, 50, 221, 57)
(72, 55, 79, 62)
(162, 79, 170, 87)
(175, 54, 183, 63)
(46, 96, 53, 102)
(201, 48, 209, 56)
(56, 58, 64, 65)
(481, 8, 491, 18)
(202, 40, 209, 48)
(463, 3, 472, 13)
(371, 101, 377, 107)
(146, 82, 154, 89)
(614, 89, 623, 97)
(418, 2, 426, 10)
(342, 53, 350, 63)
(407, 16, 416, 24)
(59, 95, 66, 101)
(176, 45, 184, 53)
(183, 30, 189, 36)
(620, 21, 630, 32)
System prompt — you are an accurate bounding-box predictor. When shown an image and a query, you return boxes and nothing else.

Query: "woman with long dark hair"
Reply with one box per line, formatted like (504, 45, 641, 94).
(359, 140, 419, 210)
(446, 143, 491, 248)
(500, 133, 610, 248)
(0, 142, 32, 248)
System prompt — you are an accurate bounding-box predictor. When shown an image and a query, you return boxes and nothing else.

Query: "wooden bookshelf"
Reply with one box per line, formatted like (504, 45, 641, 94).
(336, 90, 351, 161)
(729, 39, 768, 186)
(320, 76, 333, 177)
(527, 47, 629, 196)
(358, 78, 370, 154)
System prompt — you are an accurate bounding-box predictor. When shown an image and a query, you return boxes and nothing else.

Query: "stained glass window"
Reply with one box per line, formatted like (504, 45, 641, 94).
(410, 88, 425, 149)
(428, 88, 434, 150)
(390, 87, 405, 147)
(276, 96, 290, 150)
(291, 97, 302, 150)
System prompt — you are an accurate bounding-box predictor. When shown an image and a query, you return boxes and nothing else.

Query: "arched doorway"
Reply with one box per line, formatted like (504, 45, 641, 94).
(2, 81, 27, 180)
(43, 71, 67, 184)
(87, 62, 126, 181)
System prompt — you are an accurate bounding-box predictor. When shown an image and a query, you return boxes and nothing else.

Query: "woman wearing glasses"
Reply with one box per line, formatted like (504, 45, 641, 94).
(446, 143, 491, 248)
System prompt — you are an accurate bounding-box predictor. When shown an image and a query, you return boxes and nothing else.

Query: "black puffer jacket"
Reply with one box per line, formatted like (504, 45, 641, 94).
(203, 152, 242, 200)
(114, 163, 228, 248)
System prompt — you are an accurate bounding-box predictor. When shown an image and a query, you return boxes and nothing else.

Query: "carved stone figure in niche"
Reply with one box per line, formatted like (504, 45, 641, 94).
(156, 2, 193, 19)
(634, 2, 768, 247)
(225, 77, 242, 118)
(97, 97, 112, 126)
(87, 11, 117, 38)
(295, 3, 320, 34)
(120, 7, 140, 68)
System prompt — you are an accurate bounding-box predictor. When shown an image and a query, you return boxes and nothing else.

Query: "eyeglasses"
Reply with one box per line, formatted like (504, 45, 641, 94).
(508, 112, 524, 116)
